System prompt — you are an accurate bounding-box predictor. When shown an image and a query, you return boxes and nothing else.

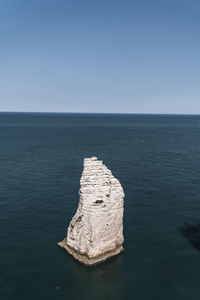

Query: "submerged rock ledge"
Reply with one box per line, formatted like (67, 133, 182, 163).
(58, 156, 125, 265)
(58, 238, 124, 265)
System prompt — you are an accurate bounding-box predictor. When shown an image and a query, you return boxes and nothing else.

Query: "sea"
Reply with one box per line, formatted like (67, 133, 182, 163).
(1, 112, 200, 300)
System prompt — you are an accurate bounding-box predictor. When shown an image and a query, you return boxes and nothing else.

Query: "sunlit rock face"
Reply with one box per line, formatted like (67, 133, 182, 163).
(58, 156, 125, 265)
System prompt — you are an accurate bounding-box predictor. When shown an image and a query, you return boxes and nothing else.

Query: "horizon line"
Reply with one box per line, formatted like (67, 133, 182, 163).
(0, 110, 200, 116)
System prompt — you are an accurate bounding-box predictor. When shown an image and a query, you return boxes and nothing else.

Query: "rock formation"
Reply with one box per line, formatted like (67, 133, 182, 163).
(58, 156, 125, 265)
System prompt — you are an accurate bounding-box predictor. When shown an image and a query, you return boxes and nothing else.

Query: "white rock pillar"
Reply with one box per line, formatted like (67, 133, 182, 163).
(58, 156, 125, 265)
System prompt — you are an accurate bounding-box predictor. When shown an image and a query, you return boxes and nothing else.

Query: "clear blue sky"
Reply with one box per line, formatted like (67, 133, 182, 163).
(0, 0, 200, 114)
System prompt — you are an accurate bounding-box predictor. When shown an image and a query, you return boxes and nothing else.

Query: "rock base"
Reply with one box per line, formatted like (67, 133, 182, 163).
(58, 238, 124, 266)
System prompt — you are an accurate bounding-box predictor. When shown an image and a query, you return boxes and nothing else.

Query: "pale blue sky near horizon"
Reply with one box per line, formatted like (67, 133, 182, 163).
(0, 0, 200, 114)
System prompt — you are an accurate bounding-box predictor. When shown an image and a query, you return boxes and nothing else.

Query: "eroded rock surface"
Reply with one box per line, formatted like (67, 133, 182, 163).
(58, 156, 125, 265)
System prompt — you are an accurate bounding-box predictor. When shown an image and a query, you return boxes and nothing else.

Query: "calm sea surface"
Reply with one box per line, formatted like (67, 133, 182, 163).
(1, 112, 200, 300)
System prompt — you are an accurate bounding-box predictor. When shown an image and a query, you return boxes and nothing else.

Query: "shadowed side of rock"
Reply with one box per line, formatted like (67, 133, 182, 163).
(58, 156, 125, 265)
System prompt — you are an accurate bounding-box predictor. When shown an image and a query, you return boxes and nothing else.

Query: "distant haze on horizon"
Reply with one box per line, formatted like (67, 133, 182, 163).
(0, 0, 200, 114)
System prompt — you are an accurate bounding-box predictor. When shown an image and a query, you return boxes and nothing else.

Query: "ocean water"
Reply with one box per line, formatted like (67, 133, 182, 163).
(1, 112, 200, 300)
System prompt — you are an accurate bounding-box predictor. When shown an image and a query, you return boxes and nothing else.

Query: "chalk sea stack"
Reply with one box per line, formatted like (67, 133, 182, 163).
(58, 156, 125, 265)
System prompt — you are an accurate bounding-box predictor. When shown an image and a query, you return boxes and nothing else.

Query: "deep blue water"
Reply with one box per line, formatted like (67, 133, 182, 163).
(1, 112, 200, 300)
